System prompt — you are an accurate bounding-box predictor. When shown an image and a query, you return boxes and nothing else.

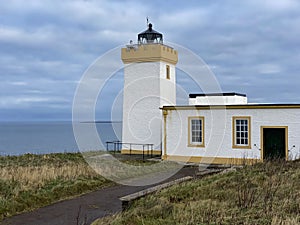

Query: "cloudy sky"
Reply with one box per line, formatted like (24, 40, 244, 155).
(1, 0, 300, 121)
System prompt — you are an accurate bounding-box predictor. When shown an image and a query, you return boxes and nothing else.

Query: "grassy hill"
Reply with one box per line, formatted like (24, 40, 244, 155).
(94, 160, 300, 225)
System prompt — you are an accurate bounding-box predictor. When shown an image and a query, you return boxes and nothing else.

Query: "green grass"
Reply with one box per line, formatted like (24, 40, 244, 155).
(94, 159, 300, 225)
(0, 152, 113, 221)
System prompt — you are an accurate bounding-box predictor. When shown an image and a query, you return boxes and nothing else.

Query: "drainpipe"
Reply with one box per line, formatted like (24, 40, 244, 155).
(163, 109, 168, 160)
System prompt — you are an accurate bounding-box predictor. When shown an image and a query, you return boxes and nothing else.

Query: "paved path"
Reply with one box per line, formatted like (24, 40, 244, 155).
(2, 167, 198, 225)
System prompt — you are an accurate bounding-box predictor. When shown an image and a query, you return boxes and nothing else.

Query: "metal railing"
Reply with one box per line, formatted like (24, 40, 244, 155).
(106, 141, 122, 153)
(105, 141, 157, 160)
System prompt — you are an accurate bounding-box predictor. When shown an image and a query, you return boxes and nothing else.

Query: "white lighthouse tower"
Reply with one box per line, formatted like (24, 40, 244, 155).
(121, 23, 178, 154)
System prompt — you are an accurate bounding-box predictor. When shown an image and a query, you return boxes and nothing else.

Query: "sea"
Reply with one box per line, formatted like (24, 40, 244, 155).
(0, 121, 122, 156)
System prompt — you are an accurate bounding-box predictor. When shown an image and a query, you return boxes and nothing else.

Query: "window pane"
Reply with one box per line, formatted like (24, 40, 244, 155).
(190, 118, 203, 144)
(235, 118, 249, 146)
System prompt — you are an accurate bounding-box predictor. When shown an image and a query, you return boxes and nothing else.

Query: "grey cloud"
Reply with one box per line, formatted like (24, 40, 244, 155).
(1, 0, 300, 121)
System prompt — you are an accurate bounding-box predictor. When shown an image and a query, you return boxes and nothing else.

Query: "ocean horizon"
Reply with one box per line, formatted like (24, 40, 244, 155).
(0, 121, 122, 156)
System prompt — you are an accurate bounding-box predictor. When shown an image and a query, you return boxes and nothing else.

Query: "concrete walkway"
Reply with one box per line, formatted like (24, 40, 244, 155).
(2, 167, 198, 225)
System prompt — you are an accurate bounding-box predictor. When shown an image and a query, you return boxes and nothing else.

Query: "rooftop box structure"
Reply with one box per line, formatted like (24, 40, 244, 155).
(189, 92, 247, 105)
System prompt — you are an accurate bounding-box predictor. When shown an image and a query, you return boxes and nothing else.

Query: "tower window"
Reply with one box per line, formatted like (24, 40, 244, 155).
(166, 65, 170, 79)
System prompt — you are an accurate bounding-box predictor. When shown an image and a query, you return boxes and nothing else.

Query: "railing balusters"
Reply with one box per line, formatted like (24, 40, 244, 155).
(105, 141, 158, 160)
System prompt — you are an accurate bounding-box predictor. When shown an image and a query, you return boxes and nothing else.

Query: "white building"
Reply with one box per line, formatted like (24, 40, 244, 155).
(162, 93, 300, 164)
(121, 23, 300, 164)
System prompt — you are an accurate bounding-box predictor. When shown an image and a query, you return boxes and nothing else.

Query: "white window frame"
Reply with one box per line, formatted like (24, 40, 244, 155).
(188, 116, 205, 147)
(232, 116, 251, 149)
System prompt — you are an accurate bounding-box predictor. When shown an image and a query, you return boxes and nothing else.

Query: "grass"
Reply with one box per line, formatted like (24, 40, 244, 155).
(0, 152, 113, 221)
(82, 152, 180, 186)
(93, 159, 300, 225)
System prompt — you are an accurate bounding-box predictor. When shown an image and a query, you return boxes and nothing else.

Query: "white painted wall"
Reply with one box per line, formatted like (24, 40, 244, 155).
(164, 107, 300, 161)
(189, 95, 247, 105)
(122, 62, 176, 151)
(159, 61, 176, 106)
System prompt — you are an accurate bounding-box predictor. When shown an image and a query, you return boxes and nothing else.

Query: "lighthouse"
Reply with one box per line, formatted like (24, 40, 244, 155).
(121, 23, 178, 154)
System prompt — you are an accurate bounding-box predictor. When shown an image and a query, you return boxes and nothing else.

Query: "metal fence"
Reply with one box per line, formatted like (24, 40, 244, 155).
(105, 141, 158, 160)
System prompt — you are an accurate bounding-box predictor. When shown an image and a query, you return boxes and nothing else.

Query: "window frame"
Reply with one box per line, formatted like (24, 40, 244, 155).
(166, 65, 170, 79)
(188, 116, 205, 147)
(232, 116, 251, 149)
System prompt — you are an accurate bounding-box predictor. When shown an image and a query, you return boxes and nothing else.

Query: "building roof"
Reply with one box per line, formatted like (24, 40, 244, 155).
(189, 92, 246, 98)
(161, 103, 300, 110)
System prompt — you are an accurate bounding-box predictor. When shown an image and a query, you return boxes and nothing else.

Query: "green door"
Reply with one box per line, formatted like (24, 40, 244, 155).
(263, 128, 286, 160)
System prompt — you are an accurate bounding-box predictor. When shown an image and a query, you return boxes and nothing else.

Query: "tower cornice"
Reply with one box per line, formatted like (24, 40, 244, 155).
(121, 44, 178, 65)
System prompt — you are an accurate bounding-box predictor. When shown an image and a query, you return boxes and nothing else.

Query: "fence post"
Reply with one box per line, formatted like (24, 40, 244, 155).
(143, 145, 145, 162)
(130, 144, 132, 155)
(147, 144, 149, 157)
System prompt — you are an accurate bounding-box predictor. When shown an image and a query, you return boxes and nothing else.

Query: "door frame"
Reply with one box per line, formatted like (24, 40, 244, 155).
(260, 126, 288, 161)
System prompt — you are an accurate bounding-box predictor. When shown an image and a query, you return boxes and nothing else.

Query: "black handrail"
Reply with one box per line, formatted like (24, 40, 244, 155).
(106, 141, 156, 159)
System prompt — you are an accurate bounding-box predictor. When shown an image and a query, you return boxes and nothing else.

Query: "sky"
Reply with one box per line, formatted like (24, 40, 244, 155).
(1, 0, 300, 121)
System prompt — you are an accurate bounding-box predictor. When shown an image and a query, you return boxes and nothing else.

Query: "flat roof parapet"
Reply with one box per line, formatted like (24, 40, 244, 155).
(189, 92, 247, 98)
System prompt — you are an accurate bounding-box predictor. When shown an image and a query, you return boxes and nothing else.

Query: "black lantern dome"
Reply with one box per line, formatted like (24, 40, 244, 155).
(138, 23, 163, 44)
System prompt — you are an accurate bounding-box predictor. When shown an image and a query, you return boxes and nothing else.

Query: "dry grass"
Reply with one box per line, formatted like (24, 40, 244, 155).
(93, 159, 300, 225)
(0, 153, 112, 220)
(0, 163, 98, 190)
(85, 153, 180, 186)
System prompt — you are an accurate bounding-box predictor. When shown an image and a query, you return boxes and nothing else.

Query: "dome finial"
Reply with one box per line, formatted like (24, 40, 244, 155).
(146, 16, 152, 31)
